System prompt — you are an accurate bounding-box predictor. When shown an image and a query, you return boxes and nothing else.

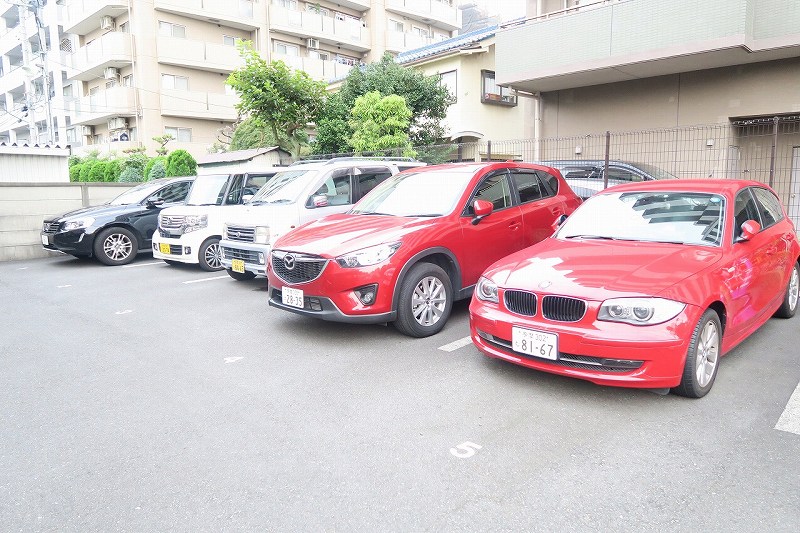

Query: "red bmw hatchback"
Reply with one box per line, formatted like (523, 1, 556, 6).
(267, 162, 582, 337)
(470, 179, 800, 398)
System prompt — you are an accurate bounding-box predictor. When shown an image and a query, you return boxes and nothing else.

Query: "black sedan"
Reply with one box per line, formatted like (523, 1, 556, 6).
(41, 177, 194, 265)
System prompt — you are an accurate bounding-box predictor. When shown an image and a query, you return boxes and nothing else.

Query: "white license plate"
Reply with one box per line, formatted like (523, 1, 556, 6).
(282, 287, 304, 309)
(41, 234, 50, 246)
(511, 327, 558, 360)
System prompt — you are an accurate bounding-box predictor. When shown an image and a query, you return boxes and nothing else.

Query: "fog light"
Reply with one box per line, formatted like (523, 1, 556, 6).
(258, 252, 265, 265)
(184, 247, 191, 255)
(354, 284, 378, 306)
(309, 298, 322, 311)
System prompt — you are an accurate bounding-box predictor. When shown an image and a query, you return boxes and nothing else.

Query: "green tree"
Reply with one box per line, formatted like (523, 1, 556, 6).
(153, 134, 174, 156)
(314, 53, 453, 154)
(226, 41, 326, 158)
(104, 159, 122, 182)
(144, 156, 167, 180)
(69, 163, 83, 182)
(88, 161, 108, 182)
(229, 117, 278, 151)
(166, 149, 197, 177)
(348, 92, 415, 157)
(149, 160, 166, 180)
(118, 166, 144, 183)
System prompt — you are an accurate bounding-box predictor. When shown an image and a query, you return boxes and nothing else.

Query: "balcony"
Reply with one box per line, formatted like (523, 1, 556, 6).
(63, 0, 129, 36)
(496, 0, 800, 93)
(69, 31, 132, 81)
(273, 53, 356, 82)
(154, 0, 265, 31)
(269, 5, 371, 53)
(0, 17, 37, 55)
(70, 86, 137, 126)
(0, 66, 26, 94)
(157, 36, 245, 74)
(160, 89, 238, 121)
(385, 0, 461, 32)
(385, 30, 435, 54)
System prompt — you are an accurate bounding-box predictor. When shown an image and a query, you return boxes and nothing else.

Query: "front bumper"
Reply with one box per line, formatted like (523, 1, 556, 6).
(220, 239, 270, 276)
(268, 286, 396, 324)
(152, 232, 203, 264)
(469, 296, 699, 389)
(40, 229, 94, 256)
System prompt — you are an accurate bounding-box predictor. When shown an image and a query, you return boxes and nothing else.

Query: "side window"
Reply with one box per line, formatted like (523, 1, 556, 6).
(467, 173, 513, 215)
(511, 171, 544, 204)
(243, 174, 270, 197)
(751, 187, 784, 228)
(606, 167, 641, 182)
(154, 181, 191, 203)
(536, 171, 559, 197)
(225, 175, 245, 204)
(354, 166, 393, 202)
(733, 189, 762, 239)
(310, 168, 352, 206)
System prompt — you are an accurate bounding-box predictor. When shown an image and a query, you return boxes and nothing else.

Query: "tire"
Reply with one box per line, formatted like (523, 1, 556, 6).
(774, 262, 799, 319)
(393, 262, 453, 338)
(672, 309, 722, 398)
(93, 227, 138, 266)
(198, 237, 223, 272)
(227, 268, 256, 281)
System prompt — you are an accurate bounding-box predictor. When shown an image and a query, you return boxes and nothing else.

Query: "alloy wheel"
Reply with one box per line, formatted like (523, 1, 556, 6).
(789, 267, 799, 312)
(205, 242, 222, 270)
(411, 276, 447, 327)
(103, 233, 133, 261)
(695, 320, 720, 388)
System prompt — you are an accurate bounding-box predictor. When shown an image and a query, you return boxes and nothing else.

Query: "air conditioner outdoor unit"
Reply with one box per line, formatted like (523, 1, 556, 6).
(307, 38, 320, 49)
(108, 117, 127, 130)
(100, 15, 115, 31)
(80, 125, 94, 136)
(103, 67, 119, 80)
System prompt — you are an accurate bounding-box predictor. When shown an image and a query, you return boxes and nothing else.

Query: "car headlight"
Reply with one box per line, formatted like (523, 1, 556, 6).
(598, 297, 685, 326)
(476, 276, 498, 303)
(183, 214, 207, 233)
(336, 242, 401, 268)
(254, 226, 270, 244)
(62, 217, 95, 231)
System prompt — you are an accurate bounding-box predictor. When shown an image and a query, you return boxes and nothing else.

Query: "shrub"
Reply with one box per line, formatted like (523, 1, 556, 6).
(69, 164, 83, 182)
(165, 149, 197, 177)
(88, 161, 108, 182)
(79, 161, 94, 182)
(144, 156, 167, 180)
(104, 160, 122, 182)
(118, 166, 144, 183)
(123, 152, 149, 173)
(148, 160, 166, 180)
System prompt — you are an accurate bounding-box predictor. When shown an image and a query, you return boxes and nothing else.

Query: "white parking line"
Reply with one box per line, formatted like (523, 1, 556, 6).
(122, 261, 165, 268)
(56, 285, 72, 288)
(438, 336, 473, 352)
(775, 381, 800, 435)
(183, 275, 229, 285)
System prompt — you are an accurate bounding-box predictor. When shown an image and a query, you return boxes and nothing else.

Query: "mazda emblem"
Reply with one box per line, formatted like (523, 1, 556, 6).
(284, 254, 296, 270)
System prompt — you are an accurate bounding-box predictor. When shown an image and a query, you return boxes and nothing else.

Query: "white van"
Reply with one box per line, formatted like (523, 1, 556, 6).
(220, 158, 424, 280)
(152, 169, 282, 270)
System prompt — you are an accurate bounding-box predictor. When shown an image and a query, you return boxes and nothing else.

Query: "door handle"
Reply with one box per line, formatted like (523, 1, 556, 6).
(509, 221, 521, 230)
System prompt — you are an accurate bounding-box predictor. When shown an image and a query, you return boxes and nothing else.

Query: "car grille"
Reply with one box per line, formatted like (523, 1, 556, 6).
(222, 246, 259, 263)
(225, 225, 255, 243)
(482, 335, 643, 373)
(541, 296, 586, 322)
(504, 290, 537, 316)
(165, 244, 182, 255)
(160, 215, 185, 231)
(271, 250, 327, 284)
(42, 220, 60, 233)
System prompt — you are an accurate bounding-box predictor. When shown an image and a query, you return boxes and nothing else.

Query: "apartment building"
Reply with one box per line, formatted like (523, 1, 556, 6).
(0, 0, 462, 158)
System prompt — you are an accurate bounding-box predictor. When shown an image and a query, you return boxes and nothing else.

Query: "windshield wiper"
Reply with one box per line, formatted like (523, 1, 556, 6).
(356, 211, 396, 216)
(187, 203, 218, 206)
(266, 199, 292, 204)
(564, 234, 616, 240)
(404, 213, 442, 217)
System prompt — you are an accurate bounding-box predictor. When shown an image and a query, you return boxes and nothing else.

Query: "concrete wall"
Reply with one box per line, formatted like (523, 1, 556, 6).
(0, 146, 70, 183)
(0, 182, 134, 262)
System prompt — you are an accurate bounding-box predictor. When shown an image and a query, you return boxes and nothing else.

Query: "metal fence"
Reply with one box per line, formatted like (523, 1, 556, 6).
(305, 117, 800, 224)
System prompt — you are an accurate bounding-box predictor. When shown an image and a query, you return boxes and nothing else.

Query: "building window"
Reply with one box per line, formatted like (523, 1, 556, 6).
(276, 0, 297, 8)
(63, 83, 73, 98)
(335, 54, 358, 66)
(412, 26, 429, 38)
(274, 41, 299, 56)
(308, 50, 329, 61)
(118, 21, 129, 33)
(162, 74, 189, 90)
(165, 127, 192, 142)
(239, 0, 253, 18)
(481, 70, 516, 106)
(223, 35, 238, 46)
(388, 19, 404, 32)
(158, 21, 186, 38)
(439, 70, 456, 103)
(129, 127, 137, 141)
(122, 74, 134, 87)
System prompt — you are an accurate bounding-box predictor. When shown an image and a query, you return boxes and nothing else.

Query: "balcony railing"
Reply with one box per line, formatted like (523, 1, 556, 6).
(269, 4, 370, 53)
(160, 89, 238, 121)
(272, 53, 356, 82)
(63, 0, 129, 36)
(156, 36, 245, 73)
(0, 66, 27, 94)
(0, 17, 37, 55)
(71, 86, 137, 126)
(385, 30, 436, 54)
(154, 0, 264, 31)
(69, 31, 132, 82)
(385, 0, 461, 32)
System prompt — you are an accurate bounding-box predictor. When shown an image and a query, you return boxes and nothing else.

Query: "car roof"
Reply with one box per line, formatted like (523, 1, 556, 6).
(406, 161, 563, 174)
(601, 178, 768, 196)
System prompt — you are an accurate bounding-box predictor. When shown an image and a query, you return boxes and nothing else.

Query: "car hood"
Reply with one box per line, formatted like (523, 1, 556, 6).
(273, 214, 439, 257)
(486, 238, 723, 302)
(49, 203, 145, 221)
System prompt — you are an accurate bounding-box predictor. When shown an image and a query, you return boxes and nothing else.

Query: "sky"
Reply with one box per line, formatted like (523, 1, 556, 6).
(467, 0, 527, 22)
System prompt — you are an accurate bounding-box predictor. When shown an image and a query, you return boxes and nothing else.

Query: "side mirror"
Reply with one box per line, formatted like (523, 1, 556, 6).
(311, 195, 329, 208)
(146, 198, 164, 208)
(738, 219, 761, 241)
(551, 214, 568, 232)
(471, 199, 494, 225)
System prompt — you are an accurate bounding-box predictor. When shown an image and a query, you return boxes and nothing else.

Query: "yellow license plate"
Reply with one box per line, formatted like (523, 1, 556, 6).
(159, 243, 171, 254)
(232, 259, 245, 273)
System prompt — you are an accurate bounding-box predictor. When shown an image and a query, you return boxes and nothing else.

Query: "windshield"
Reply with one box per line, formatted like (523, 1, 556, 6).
(557, 191, 725, 246)
(629, 162, 677, 180)
(109, 180, 169, 205)
(249, 170, 313, 204)
(184, 174, 230, 206)
(351, 170, 474, 217)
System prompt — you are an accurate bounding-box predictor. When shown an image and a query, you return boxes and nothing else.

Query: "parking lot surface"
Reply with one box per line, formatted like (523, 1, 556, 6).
(1, 254, 799, 531)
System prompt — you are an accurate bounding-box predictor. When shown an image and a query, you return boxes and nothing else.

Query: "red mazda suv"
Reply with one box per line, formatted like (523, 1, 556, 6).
(267, 162, 582, 337)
